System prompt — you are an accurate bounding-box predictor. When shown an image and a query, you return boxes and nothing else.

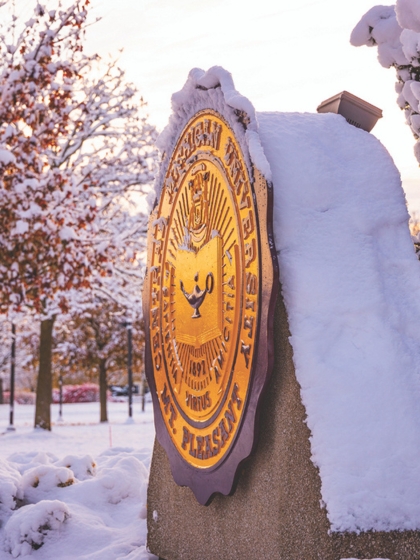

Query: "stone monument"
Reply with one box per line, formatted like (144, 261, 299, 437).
(143, 66, 420, 559)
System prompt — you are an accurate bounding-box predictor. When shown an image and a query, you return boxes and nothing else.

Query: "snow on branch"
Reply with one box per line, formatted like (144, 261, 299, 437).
(0, 1, 157, 315)
(351, 1, 420, 163)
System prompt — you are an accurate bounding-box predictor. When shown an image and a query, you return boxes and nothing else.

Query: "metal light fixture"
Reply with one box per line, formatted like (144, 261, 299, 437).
(317, 91, 383, 132)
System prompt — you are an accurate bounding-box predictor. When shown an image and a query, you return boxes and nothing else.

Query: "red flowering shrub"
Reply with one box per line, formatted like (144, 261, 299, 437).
(52, 383, 99, 403)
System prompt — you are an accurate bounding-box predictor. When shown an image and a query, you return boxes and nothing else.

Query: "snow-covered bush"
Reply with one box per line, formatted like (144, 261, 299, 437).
(3, 500, 70, 556)
(94, 449, 149, 506)
(21, 465, 75, 504)
(0, 447, 153, 558)
(55, 455, 96, 481)
(351, 0, 420, 163)
(0, 459, 23, 526)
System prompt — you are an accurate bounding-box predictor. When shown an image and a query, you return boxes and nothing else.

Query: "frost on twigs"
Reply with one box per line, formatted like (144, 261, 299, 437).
(351, 0, 420, 163)
(3, 500, 69, 557)
(0, 0, 98, 315)
(0, 0, 157, 316)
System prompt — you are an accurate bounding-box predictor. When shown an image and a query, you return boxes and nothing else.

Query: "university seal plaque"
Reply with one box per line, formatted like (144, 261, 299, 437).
(144, 109, 278, 504)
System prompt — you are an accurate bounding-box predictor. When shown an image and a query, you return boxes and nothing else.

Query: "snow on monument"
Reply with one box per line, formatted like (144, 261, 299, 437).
(261, 107, 420, 532)
(145, 66, 420, 559)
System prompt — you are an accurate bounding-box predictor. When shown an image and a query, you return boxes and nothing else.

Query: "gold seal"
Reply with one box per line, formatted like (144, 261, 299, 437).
(145, 108, 277, 501)
(143, 104, 278, 504)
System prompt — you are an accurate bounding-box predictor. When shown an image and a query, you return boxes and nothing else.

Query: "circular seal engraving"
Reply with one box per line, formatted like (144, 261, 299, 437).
(144, 109, 278, 503)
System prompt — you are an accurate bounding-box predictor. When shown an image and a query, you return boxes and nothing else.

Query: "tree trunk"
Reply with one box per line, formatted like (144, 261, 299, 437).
(34, 316, 56, 430)
(0, 377, 3, 405)
(99, 357, 108, 423)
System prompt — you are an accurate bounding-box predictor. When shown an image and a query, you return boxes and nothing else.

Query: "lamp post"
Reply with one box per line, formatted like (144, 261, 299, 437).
(7, 323, 16, 432)
(58, 374, 63, 422)
(118, 317, 134, 420)
(123, 320, 133, 420)
(140, 342, 146, 412)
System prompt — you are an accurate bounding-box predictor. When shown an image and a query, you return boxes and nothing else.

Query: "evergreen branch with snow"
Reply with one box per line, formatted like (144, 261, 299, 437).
(351, 0, 420, 163)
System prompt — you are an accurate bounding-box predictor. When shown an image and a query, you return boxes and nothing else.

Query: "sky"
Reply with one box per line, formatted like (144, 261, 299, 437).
(13, 0, 420, 216)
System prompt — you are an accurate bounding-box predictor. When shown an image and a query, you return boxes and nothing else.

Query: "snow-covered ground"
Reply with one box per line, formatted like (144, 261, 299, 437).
(0, 404, 390, 560)
(0, 401, 157, 559)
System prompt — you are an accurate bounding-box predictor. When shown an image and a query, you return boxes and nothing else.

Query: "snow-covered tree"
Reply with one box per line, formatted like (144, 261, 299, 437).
(351, 0, 420, 163)
(0, 1, 156, 429)
(54, 295, 145, 422)
(53, 155, 151, 423)
(54, 201, 149, 423)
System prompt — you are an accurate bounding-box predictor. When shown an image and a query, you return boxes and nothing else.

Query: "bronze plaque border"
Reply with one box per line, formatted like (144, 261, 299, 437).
(143, 109, 279, 505)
